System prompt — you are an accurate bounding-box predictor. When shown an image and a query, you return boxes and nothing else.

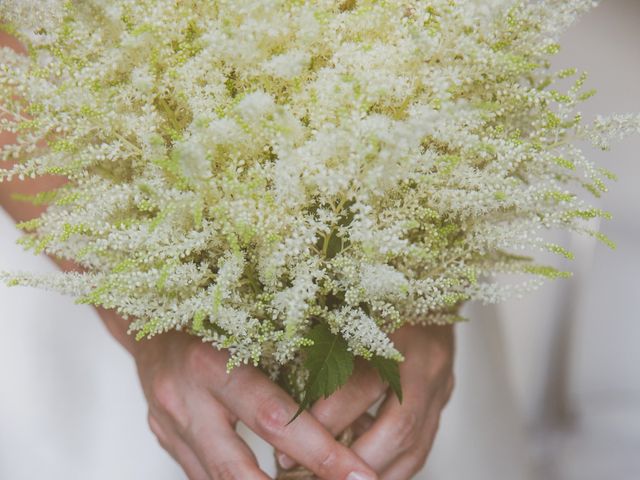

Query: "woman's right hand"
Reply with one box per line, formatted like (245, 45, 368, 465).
(128, 318, 378, 480)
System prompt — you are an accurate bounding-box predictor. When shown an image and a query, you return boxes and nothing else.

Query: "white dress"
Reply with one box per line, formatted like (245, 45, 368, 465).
(1, 2, 639, 479)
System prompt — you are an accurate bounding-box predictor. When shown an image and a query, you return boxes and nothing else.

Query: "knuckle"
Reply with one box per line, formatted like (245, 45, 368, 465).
(147, 413, 170, 449)
(254, 396, 291, 439)
(184, 341, 213, 373)
(184, 341, 231, 392)
(151, 374, 179, 411)
(212, 363, 235, 395)
(147, 412, 163, 437)
(150, 375, 190, 433)
(313, 447, 339, 477)
(210, 460, 251, 480)
(388, 411, 420, 451)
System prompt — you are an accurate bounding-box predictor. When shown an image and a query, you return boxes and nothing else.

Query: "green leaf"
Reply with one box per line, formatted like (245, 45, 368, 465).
(371, 356, 403, 403)
(289, 324, 354, 423)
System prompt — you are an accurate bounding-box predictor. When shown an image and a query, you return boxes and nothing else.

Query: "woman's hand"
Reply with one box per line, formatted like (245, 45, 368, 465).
(277, 324, 455, 480)
(119, 307, 379, 480)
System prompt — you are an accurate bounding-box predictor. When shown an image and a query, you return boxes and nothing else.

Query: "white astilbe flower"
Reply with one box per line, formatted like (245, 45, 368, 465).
(0, 0, 65, 41)
(261, 50, 311, 80)
(2, 0, 639, 376)
(331, 307, 403, 361)
(359, 263, 409, 302)
(272, 259, 320, 334)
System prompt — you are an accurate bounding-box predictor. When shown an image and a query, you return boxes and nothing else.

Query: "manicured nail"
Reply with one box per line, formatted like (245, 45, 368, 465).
(278, 454, 296, 470)
(346, 472, 374, 480)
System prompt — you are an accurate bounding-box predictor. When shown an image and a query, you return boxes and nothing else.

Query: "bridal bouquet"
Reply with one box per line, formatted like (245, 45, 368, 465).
(1, 0, 638, 412)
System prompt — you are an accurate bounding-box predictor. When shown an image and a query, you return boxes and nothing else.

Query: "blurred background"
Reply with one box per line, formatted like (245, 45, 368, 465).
(426, 1, 640, 479)
(1, 2, 639, 479)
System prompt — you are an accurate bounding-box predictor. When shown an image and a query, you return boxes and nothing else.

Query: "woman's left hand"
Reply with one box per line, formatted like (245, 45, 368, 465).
(276, 323, 455, 480)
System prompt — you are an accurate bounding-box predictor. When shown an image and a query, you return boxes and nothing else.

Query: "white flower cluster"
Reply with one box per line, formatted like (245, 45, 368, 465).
(1, 0, 638, 376)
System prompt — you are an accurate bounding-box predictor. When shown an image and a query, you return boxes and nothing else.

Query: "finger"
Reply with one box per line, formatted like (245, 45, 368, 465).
(380, 405, 443, 480)
(148, 412, 211, 480)
(350, 325, 454, 473)
(276, 411, 377, 471)
(310, 358, 387, 438)
(177, 392, 270, 480)
(351, 389, 430, 473)
(349, 340, 440, 473)
(208, 362, 379, 480)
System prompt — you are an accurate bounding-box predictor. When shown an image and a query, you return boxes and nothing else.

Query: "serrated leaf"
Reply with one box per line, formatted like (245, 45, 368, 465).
(371, 356, 403, 404)
(289, 324, 354, 423)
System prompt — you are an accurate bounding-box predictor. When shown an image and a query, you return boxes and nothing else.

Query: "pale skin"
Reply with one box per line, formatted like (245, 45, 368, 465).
(1, 31, 455, 480)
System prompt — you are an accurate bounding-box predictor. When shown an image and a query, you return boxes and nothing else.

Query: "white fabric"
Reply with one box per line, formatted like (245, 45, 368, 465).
(1, 2, 639, 478)
(0, 209, 186, 480)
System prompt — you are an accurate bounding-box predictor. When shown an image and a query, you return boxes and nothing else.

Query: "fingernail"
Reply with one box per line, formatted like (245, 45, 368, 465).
(278, 454, 296, 470)
(347, 472, 375, 480)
